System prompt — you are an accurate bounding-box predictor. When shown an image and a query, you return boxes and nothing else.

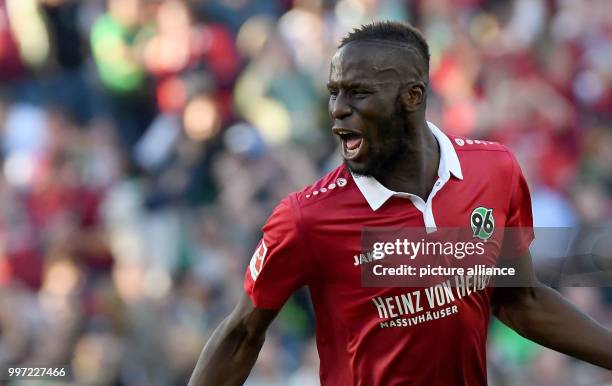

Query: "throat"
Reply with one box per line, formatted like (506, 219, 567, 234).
(376, 132, 440, 200)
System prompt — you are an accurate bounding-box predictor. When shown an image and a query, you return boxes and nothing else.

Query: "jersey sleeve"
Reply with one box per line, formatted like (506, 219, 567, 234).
(243, 195, 312, 309)
(501, 153, 535, 258)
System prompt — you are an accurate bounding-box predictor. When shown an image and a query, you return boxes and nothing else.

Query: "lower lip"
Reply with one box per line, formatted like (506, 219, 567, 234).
(342, 137, 365, 160)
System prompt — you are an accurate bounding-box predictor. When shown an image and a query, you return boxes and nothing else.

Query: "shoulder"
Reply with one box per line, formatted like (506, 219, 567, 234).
(289, 164, 352, 207)
(269, 165, 352, 218)
(448, 134, 520, 176)
(263, 165, 351, 232)
(448, 134, 508, 153)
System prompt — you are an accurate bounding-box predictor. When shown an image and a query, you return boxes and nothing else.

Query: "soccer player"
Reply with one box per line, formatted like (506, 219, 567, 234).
(189, 21, 612, 385)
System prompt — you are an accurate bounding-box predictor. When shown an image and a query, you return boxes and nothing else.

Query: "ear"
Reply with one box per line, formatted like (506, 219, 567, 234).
(399, 83, 425, 112)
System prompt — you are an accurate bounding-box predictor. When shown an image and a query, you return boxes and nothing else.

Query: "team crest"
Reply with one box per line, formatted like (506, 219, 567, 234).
(470, 207, 494, 240)
(249, 240, 268, 280)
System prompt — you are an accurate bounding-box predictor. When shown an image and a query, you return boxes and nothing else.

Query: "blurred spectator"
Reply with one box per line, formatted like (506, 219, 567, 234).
(91, 0, 157, 151)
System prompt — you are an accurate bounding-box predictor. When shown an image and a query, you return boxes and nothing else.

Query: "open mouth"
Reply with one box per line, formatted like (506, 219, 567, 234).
(334, 128, 365, 160)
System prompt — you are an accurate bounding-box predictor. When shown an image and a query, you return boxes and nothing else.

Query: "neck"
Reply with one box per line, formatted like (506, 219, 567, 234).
(376, 120, 440, 200)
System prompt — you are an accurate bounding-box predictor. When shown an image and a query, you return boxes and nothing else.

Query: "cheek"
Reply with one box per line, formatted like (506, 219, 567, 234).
(359, 105, 396, 129)
(357, 102, 388, 118)
(368, 112, 404, 146)
(355, 94, 398, 120)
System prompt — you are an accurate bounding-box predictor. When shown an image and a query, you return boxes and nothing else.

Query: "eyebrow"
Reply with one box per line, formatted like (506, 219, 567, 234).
(326, 80, 379, 89)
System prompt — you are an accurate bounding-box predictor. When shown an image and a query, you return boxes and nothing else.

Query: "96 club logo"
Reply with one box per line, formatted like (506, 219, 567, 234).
(249, 240, 268, 280)
(470, 207, 494, 241)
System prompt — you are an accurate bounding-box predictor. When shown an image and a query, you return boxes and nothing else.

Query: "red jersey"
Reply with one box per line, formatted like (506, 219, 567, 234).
(244, 122, 534, 386)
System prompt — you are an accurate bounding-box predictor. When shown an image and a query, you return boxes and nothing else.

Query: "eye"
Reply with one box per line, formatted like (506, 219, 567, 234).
(350, 89, 370, 98)
(328, 88, 338, 99)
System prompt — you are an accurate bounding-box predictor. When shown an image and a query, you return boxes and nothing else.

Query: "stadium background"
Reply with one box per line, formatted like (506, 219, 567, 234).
(0, 0, 611, 385)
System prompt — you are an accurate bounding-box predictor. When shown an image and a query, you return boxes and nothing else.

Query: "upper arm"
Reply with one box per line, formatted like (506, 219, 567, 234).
(224, 292, 279, 341)
(491, 251, 539, 325)
(187, 293, 279, 386)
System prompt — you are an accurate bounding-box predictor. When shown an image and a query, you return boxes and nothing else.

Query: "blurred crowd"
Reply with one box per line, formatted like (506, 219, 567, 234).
(0, 0, 611, 385)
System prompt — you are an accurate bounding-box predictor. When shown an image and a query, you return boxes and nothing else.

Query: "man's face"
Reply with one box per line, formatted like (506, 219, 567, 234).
(327, 42, 413, 177)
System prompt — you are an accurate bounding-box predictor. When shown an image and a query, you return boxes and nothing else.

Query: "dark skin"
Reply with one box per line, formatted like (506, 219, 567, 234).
(493, 253, 612, 370)
(327, 40, 438, 199)
(188, 41, 612, 386)
(188, 294, 277, 386)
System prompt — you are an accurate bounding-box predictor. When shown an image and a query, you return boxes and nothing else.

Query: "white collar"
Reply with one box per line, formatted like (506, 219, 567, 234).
(352, 121, 463, 211)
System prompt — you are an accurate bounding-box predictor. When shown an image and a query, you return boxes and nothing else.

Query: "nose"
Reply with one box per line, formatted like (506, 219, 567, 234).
(330, 93, 352, 120)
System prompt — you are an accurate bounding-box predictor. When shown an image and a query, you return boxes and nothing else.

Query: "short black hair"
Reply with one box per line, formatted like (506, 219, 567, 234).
(339, 21, 430, 73)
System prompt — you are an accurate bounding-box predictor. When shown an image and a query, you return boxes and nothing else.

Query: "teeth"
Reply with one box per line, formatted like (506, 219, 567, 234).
(346, 146, 359, 157)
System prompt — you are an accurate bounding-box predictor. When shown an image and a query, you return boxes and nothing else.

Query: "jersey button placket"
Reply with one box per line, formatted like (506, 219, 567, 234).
(424, 176, 447, 232)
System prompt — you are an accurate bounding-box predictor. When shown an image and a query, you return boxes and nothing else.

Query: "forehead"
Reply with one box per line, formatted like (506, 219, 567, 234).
(329, 41, 416, 84)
